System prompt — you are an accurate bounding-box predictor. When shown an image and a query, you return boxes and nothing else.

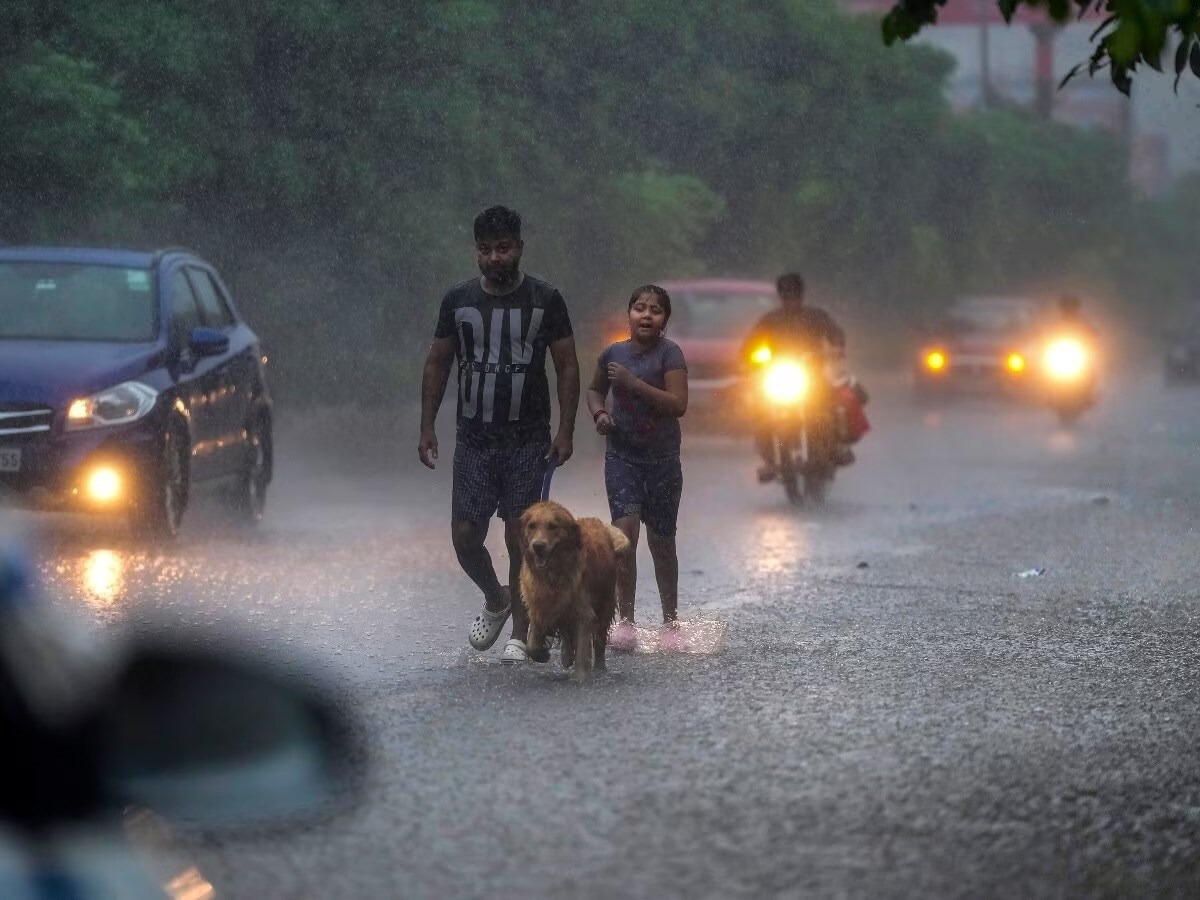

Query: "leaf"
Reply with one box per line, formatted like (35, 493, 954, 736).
(1058, 61, 1085, 89)
(1174, 36, 1193, 91)
(1047, 0, 1072, 23)
(1176, 35, 1191, 75)
(1192, 42, 1200, 78)
(1110, 62, 1132, 95)
(1090, 13, 1117, 42)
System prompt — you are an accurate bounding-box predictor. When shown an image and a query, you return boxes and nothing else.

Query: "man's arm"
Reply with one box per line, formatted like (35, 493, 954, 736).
(418, 336, 456, 469)
(548, 335, 580, 464)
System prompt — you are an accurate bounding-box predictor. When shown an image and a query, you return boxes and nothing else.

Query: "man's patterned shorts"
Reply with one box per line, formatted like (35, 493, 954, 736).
(452, 440, 550, 522)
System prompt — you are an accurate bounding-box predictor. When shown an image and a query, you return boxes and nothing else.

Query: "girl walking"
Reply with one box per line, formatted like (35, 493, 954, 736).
(586, 285, 689, 651)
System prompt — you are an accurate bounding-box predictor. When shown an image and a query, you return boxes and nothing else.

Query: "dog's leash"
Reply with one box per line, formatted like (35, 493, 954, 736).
(540, 449, 560, 501)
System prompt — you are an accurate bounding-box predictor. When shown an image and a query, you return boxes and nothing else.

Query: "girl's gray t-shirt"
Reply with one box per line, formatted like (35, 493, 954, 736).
(598, 338, 687, 462)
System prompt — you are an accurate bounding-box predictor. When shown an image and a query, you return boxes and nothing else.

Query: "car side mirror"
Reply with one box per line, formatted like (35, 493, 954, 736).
(188, 327, 229, 358)
(95, 636, 360, 827)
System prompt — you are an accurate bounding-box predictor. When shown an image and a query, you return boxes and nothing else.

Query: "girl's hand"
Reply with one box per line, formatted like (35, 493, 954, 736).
(594, 410, 614, 435)
(607, 362, 636, 389)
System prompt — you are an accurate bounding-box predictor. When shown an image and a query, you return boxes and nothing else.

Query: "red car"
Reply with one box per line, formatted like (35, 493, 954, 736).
(597, 278, 778, 426)
(913, 296, 1046, 399)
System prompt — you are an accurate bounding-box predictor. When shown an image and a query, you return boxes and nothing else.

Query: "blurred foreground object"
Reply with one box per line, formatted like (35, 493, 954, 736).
(0, 545, 362, 896)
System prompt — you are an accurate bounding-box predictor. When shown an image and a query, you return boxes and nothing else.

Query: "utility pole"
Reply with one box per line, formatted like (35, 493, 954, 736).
(1030, 22, 1056, 118)
(978, 0, 992, 108)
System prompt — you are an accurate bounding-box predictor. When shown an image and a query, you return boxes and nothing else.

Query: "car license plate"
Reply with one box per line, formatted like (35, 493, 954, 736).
(0, 448, 19, 472)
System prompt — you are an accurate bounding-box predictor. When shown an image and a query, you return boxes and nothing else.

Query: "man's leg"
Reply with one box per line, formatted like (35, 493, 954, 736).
(503, 518, 529, 642)
(496, 441, 550, 661)
(451, 519, 506, 612)
(452, 443, 511, 652)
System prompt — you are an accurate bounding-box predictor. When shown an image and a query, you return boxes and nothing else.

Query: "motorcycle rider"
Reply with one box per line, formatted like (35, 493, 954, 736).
(742, 273, 850, 482)
(1048, 293, 1099, 342)
(1041, 292, 1101, 403)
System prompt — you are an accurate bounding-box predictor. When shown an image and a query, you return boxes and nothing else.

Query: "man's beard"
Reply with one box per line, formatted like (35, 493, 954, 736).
(480, 258, 520, 287)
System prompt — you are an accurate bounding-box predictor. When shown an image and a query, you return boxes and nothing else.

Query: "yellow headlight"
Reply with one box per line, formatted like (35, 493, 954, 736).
(1006, 353, 1026, 373)
(763, 360, 809, 405)
(925, 351, 947, 372)
(1044, 339, 1087, 380)
(86, 467, 122, 503)
(750, 345, 772, 366)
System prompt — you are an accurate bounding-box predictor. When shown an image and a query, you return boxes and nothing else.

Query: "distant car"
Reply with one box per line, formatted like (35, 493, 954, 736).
(598, 279, 778, 424)
(0, 246, 273, 537)
(913, 296, 1045, 399)
(1164, 315, 1200, 384)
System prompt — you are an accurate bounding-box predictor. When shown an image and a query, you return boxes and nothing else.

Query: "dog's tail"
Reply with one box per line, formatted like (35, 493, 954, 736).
(606, 525, 631, 557)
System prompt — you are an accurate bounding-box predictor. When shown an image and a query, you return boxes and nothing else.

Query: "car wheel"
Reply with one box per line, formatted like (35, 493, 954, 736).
(233, 414, 270, 524)
(131, 425, 188, 540)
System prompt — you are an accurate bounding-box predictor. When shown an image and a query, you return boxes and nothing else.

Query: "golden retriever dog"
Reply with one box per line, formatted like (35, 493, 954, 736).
(519, 500, 630, 681)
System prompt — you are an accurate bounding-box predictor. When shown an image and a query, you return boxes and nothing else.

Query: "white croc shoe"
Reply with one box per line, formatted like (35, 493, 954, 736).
(500, 639, 528, 664)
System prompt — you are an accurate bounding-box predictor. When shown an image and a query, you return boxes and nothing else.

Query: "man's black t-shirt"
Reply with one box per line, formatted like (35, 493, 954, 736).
(434, 274, 573, 448)
(744, 306, 844, 357)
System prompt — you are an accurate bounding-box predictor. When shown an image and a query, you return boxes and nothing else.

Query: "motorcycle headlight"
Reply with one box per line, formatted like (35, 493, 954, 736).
(66, 381, 159, 431)
(763, 360, 809, 405)
(1043, 339, 1088, 380)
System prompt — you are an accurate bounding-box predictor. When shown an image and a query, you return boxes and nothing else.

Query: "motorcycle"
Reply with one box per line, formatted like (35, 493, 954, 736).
(746, 343, 851, 505)
(1039, 333, 1098, 425)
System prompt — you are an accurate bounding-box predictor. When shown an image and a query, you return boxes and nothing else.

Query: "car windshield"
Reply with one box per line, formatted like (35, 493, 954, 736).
(0, 262, 157, 341)
(671, 291, 777, 338)
(944, 301, 1037, 334)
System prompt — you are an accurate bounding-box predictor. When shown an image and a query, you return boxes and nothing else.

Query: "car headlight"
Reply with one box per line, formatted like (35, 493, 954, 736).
(763, 360, 809, 405)
(1043, 339, 1088, 380)
(925, 350, 947, 371)
(66, 381, 159, 431)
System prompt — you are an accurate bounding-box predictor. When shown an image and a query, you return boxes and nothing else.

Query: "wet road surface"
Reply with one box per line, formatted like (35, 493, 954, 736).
(5, 372, 1200, 897)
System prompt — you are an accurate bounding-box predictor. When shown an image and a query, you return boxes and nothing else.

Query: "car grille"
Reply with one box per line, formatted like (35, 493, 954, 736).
(0, 405, 54, 439)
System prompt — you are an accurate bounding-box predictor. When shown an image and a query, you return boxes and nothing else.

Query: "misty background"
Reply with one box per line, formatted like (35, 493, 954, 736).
(3, 0, 1198, 406)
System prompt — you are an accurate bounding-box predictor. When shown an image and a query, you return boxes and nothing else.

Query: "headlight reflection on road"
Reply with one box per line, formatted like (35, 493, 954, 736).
(165, 866, 215, 900)
(83, 549, 125, 606)
(748, 513, 811, 576)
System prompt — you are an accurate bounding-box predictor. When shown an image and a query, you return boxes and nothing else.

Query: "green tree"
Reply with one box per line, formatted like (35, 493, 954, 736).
(0, 0, 1185, 401)
(881, 0, 1200, 94)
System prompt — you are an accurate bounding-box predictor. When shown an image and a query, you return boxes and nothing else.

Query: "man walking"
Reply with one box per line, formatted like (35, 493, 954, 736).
(418, 206, 579, 662)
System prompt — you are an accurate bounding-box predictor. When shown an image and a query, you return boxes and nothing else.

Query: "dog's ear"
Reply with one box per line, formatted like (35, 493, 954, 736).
(566, 517, 583, 549)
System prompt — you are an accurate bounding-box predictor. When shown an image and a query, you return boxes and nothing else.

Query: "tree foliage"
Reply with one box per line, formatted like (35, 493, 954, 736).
(0, 0, 1190, 401)
(882, 0, 1200, 94)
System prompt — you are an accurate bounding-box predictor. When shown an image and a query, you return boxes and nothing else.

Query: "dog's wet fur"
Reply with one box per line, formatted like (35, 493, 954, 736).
(519, 500, 631, 681)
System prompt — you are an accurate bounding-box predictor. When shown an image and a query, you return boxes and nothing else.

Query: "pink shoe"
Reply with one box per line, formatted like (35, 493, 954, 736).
(609, 620, 638, 653)
(659, 624, 684, 651)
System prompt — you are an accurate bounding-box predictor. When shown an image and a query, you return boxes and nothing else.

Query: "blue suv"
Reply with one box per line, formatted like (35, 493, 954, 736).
(0, 247, 273, 538)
